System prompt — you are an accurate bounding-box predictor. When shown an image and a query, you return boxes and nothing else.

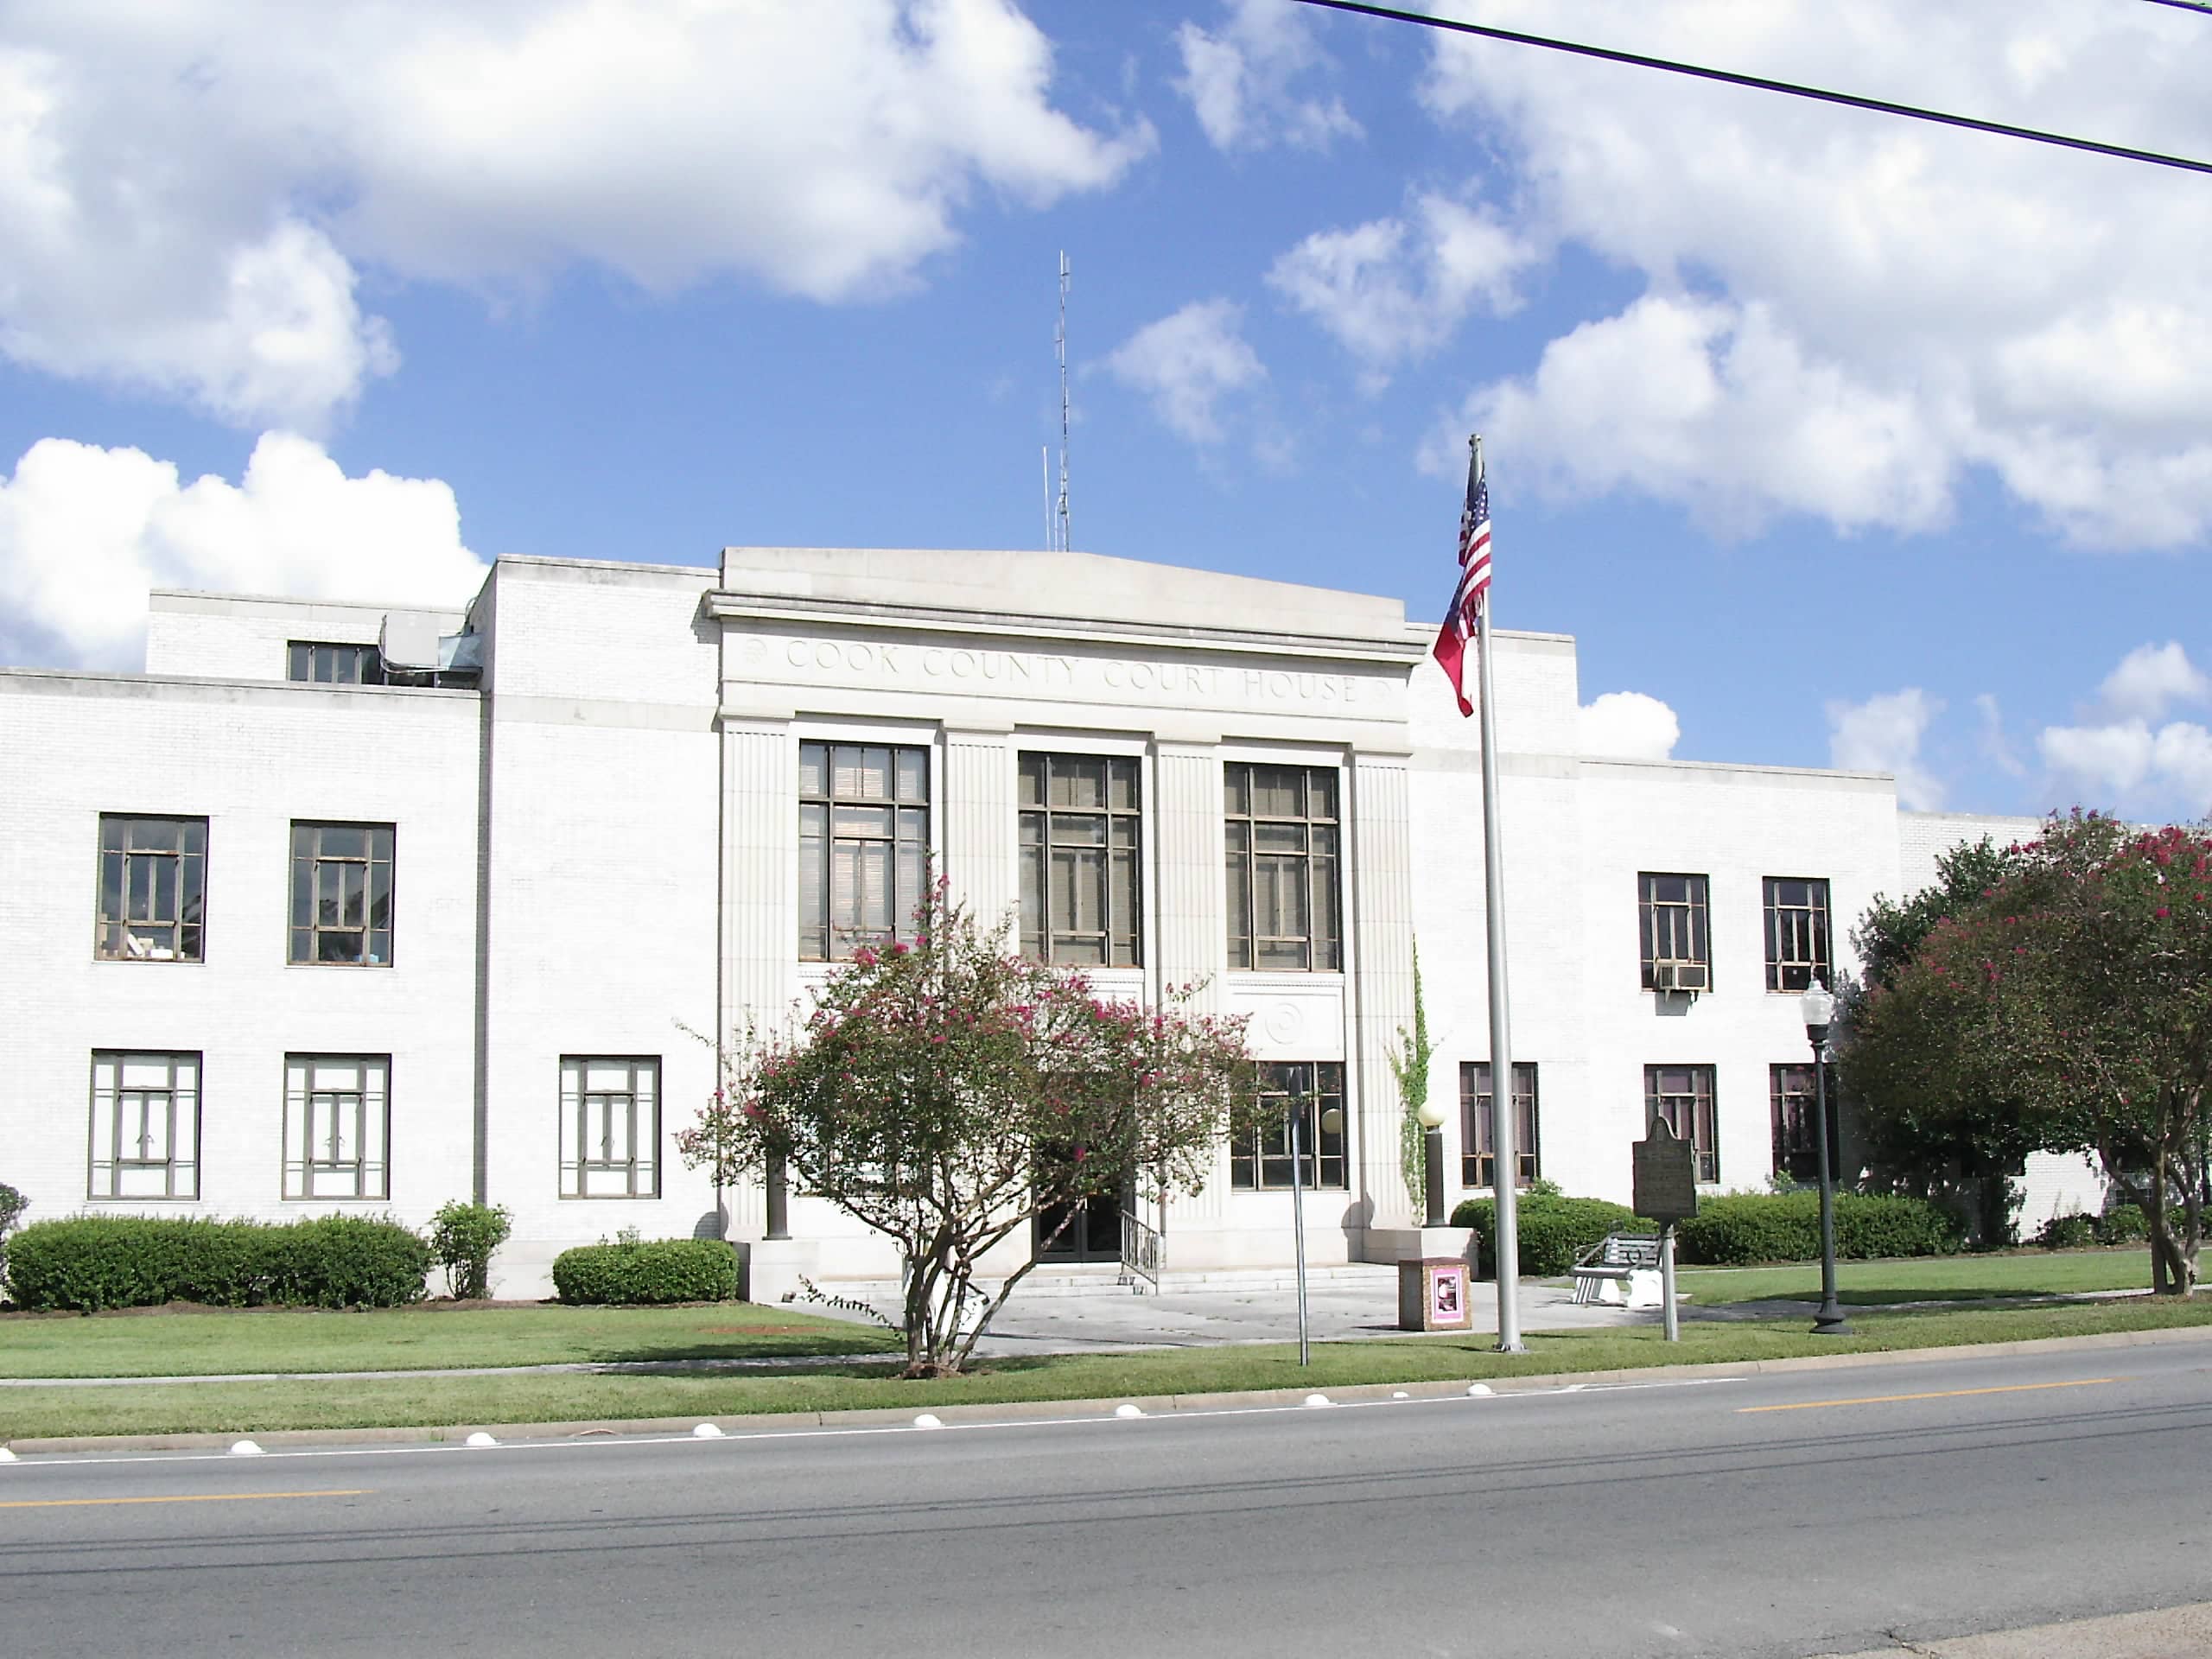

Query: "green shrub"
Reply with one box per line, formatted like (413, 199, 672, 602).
(551, 1237, 738, 1306)
(0, 1180, 26, 1299)
(2095, 1204, 2149, 1245)
(1451, 1193, 1651, 1278)
(2037, 1211, 2100, 1249)
(3, 1215, 429, 1313)
(1675, 1192, 1963, 1265)
(428, 1200, 513, 1300)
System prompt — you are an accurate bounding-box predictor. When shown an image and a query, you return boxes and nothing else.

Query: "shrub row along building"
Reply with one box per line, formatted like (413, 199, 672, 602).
(0, 546, 2094, 1298)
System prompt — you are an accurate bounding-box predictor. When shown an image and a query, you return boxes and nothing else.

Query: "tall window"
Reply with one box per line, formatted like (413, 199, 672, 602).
(283, 1054, 390, 1199)
(1645, 1064, 1719, 1183)
(1460, 1062, 1540, 1189)
(1019, 753, 1141, 965)
(1638, 873, 1710, 991)
(1230, 1061, 1347, 1190)
(1764, 877, 1832, 992)
(1224, 763, 1341, 971)
(289, 823, 395, 965)
(1770, 1062, 1820, 1183)
(95, 815, 207, 962)
(287, 641, 385, 684)
(560, 1057, 661, 1198)
(89, 1052, 200, 1199)
(798, 742, 930, 960)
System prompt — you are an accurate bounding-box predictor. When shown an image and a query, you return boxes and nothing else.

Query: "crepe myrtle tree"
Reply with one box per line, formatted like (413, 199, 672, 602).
(1849, 812, 2210, 1294)
(696, 881, 1255, 1376)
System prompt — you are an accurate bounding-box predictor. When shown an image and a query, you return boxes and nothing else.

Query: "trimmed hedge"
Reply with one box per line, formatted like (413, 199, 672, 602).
(5, 1215, 429, 1313)
(551, 1238, 739, 1306)
(1452, 1194, 1651, 1278)
(1675, 1192, 1963, 1266)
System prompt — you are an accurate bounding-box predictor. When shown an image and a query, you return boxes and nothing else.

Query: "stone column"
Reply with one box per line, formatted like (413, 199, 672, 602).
(1153, 740, 1228, 1224)
(1351, 749, 1418, 1233)
(942, 727, 1014, 937)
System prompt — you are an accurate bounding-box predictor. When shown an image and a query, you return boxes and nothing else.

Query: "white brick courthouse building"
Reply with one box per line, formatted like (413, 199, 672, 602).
(0, 546, 2075, 1297)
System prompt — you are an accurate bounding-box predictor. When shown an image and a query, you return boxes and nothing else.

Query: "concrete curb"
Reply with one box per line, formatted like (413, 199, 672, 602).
(9, 1322, 2210, 1456)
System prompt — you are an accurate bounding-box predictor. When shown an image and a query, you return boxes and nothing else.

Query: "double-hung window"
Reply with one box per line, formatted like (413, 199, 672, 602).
(1645, 1064, 1719, 1183)
(289, 823, 395, 965)
(1764, 877, 1832, 992)
(798, 742, 930, 960)
(89, 1052, 200, 1199)
(283, 1054, 390, 1199)
(560, 1057, 660, 1198)
(1770, 1062, 1821, 1183)
(1019, 753, 1141, 965)
(95, 815, 207, 962)
(1230, 1061, 1347, 1190)
(1459, 1061, 1540, 1189)
(1224, 763, 1341, 971)
(287, 641, 385, 684)
(1638, 873, 1710, 991)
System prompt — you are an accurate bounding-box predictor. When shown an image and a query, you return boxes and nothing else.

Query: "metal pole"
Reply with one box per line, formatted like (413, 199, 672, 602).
(1289, 1086, 1311, 1366)
(1471, 435, 1526, 1354)
(1811, 1038, 1850, 1335)
(1660, 1224, 1680, 1343)
(1422, 1125, 1446, 1227)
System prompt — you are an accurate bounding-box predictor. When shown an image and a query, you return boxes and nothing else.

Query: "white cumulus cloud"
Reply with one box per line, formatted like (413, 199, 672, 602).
(1174, 0, 1361, 152)
(1103, 300, 1267, 445)
(1827, 688, 1944, 809)
(1268, 194, 1536, 389)
(2036, 641, 2212, 817)
(1580, 690, 1680, 760)
(1421, 0, 2212, 549)
(0, 1, 1152, 429)
(0, 433, 486, 671)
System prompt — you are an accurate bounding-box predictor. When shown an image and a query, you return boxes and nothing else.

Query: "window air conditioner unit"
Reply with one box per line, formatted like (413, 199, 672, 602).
(1654, 959, 1709, 995)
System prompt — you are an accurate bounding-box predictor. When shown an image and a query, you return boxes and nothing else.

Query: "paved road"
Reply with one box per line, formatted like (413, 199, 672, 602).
(4, 1339, 2209, 1658)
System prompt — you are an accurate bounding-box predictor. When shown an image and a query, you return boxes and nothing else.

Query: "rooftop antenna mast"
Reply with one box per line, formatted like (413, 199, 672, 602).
(1055, 251, 1071, 553)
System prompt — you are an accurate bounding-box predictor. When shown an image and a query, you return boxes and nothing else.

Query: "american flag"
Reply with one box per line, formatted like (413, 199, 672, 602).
(1431, 447, 1491, 718)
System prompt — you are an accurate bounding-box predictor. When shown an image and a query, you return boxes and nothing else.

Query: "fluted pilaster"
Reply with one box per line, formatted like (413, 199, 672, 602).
(720, 717, 793, 1236)
(1351, 751, 1418, 1226)
(943, 728, 1015, 937)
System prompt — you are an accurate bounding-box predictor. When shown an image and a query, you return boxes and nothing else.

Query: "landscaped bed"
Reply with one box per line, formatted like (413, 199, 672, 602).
(5, 1296, 2209, 1443)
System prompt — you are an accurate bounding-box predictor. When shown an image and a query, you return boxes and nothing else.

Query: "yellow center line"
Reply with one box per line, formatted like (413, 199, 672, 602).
(1738, 1377, 2119, 1414)
(0, 1489, 369, 1510)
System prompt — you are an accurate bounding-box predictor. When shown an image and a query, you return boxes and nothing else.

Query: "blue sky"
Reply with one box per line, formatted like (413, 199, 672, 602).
(3, 0, 2209, 824)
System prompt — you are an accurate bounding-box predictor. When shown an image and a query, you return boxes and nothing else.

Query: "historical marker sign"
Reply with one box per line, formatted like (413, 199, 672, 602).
(1633, 1123, 1699, 1229)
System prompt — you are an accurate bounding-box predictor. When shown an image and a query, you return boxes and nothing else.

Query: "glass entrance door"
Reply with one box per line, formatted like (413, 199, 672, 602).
(1034, 1147, 1126, 1263)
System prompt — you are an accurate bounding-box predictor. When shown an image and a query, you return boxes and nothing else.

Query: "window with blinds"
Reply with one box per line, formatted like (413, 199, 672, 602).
(283, 1054, 390, 1199)
(1019, 753, 1141, 966)
(1224, 763, 1342, 972)
(798, 743, 930, 961)
(89, 1051, 200, 1199)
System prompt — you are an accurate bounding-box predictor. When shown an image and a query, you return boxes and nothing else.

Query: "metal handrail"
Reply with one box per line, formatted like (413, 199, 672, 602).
(1119, 1209, 1162, 1290)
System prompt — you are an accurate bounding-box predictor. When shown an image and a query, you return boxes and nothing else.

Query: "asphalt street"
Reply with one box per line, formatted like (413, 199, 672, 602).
(3, 1339, 2209, 1659)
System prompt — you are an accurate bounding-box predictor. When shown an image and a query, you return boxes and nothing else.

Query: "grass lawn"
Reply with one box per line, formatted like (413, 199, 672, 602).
(1675, 1248, 2153, 1306)
(6, 1297, 2210, 1442)
(0, 1301, 896, 1380)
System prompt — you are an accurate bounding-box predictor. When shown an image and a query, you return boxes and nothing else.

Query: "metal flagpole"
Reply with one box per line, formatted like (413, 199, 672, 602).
(1471, 435, 1526, 1354)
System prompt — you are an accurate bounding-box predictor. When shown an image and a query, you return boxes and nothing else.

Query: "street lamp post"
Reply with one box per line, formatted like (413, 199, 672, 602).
(1414, 1094, 1448, 1227)
(1799, 982, 1852, 1337)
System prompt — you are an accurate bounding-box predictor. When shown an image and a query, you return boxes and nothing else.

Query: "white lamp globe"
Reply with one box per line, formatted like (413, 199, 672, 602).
(1414, 1096, 1448, 1130)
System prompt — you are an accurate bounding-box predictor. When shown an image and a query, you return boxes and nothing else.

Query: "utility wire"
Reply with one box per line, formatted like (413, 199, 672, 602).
(1290, 0, 2212, 178)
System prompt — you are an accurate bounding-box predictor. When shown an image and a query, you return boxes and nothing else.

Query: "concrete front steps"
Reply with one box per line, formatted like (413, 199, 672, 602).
(812, 1262, 1401, 1304)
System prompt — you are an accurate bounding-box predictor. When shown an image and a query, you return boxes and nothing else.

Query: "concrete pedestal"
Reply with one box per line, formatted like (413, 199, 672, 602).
(1363, 1224, 1478, 1273)
(741, 1238, 821, 1306)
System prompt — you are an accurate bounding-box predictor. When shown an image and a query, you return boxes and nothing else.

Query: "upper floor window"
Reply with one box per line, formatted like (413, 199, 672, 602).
(283, 1053, 390, 1199)
(89, 1051, 200, 1200)
(1645, 1064, 1719, 1183)
(1764, 877, 1832, 993)
(1230, 1061, 1347, 1190)
(798, 742, 930, 961)
(1224, 763, 1341, 971)
(1019, 753, 1141, 966)
(1770, 1062, 1821, 1183)
(96, 815, 207, 962)
(559, 1056, 661, 1198)
(1460, 1061, 1540, 1189)
(289, 823, 395, 966)
(1638, 873, 1710, 992)
(287, 641, 385, 685)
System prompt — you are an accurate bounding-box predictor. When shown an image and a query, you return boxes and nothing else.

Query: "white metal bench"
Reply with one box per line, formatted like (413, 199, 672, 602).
(1569, 1232, 1663, 1305)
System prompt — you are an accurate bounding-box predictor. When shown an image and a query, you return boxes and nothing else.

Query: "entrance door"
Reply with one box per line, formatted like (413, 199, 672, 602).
(1033, 1147, 1126, 1263)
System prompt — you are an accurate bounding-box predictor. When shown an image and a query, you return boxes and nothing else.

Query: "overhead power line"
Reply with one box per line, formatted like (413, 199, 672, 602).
(1290, 0, 2212, 179)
